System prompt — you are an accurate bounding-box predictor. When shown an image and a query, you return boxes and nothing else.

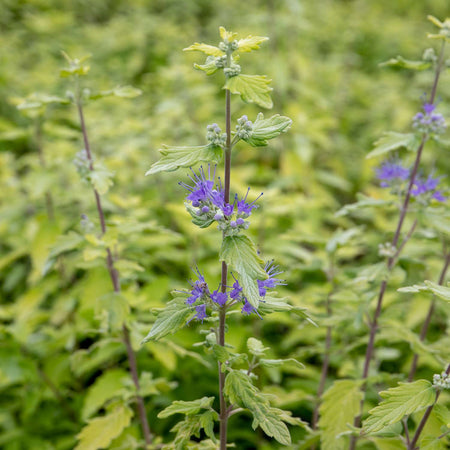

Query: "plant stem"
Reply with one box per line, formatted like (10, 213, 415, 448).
(407, 363, 450, 450)
(218, 86, 232, 450)
(76, 100, 152, 447)
(349, 42, 446, 450)
(408, 251, 450, 381)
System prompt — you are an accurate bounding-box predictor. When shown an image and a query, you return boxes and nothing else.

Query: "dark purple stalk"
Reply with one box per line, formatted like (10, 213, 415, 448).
(349, 42, 446, 450)
(408, 251, 450, 381)
(407, 364, 450, 450)
(218, 86, 231, 450)
(76, 100, 152, 447)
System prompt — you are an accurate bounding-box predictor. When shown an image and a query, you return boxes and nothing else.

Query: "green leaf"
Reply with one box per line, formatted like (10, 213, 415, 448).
(96, 293, 130, 331)
(335, 193, 391, 217)
(82, 369, 128, 421)
(220, 235, 266, 308)
(326, 228, 361, 254)
(185, 202, 215, 228)
(380, 56, 432, 70)
(171, 411, 218, 450)
(224, 370, 292, 445)
(363, 380, 436, 434)
(48, 231, 84, 260)
(243, 113, 292, 147)
(257, 295, 315, 324)
(212, 344, 230, 363)
(88, 165, 114, 195)
(224, 74, 273, 109)
(146, 144, 222, 175)
(247, 337, 269, 356)
(259, 358, 305, 369)
(194, 57, 220, 75)
(184, 43, 224, 57)
(75, 405, 133, 450)
(158, 397, 215, 418)
(237, 35, 269, 53)
(142, 297, 193, 342)
(318, 380, 364, 450)
(112, 85, 142, 98)
(366, 132, 419, 159)
(398, 281, 450, 302)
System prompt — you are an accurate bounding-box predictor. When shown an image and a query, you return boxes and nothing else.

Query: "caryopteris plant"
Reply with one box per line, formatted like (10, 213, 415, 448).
(58, 53, 154, 448)
(144, 27, 309, 448)
(332, 16, 450, 450)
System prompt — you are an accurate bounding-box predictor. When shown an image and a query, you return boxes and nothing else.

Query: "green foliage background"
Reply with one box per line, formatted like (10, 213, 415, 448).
(1, 0, 449, 449)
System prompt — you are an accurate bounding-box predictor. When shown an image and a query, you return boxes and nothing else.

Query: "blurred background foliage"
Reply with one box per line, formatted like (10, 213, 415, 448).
(1, 0, 449, 449)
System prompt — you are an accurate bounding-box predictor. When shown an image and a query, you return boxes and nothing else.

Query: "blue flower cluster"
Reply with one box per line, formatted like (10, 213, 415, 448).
(185, 262, 285, 323)
(180, 165, 262, 234)
(375, 160, 446, 203)
(412, 102, 446, 137)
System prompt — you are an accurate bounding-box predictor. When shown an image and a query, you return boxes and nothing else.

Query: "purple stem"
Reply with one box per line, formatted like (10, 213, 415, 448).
(77, 100, 152, 447)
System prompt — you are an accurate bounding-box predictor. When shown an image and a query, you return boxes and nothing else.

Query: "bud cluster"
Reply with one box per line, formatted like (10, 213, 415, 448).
(412, 102, 446, 137)
(235, 115, 253, 140)
(224, 63, 241, 78)
(74, 149, 91, 180)
(206, 123, 227, 147)
(378, 242, 397, 258)
(219, 39, 239, 53)
(432, 371, 450, 390)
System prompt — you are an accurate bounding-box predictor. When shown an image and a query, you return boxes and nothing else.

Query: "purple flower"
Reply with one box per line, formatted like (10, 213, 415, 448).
(412, 102, 446, 135)
(236, 188, 262, 216)
(375, 160, 410, 188)
(180, 166, 216, 206)
(229, 279, 243, 300)
(412, 174, 446, 202)
(257, 261, 286, 297)
(211, 289, 227, 307)
(186, 268, 209, 305)
(187, 303, 208, 324)
(241, 299, 262, 319)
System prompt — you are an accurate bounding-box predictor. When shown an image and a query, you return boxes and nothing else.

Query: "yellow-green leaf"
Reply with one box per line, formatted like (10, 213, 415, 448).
(237, 35, 269, 53)
(183, 43, 224, 57)
(75, 405, 133, 450)
(224, 74, 273, 109)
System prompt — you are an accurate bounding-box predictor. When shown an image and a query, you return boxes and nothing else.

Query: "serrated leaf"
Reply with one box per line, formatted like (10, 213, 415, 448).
(194, 56, 220, 75)
(237, 35, 269, 53)
(363, 380, 436, 434)
(247, 337, 269, 356)
(212, 344, 230, 363)
(75, 405, 133, 450)
(88, 165, 114, 195)
(170, 411, 219, 449)
(142, 297, 193, 342)
(112, 85, 142, 98)
(380, 56, 432, 71)
(366, 132, 418, 159)
(220, 235, 266, 308)
(224, 370, 292, 445)
(257, 295, 315, 324)
(224, 74, 273, 109)
(259, 358, 304, 369)
(318, 380, 364, 450)
(158, 397, 215, 418)
(243, 113, 292, 147)
(184, 43, 224, 57)
(219, 26, 238, 41)
(146, 144, 222, 175)
(82, 369, 128, 421)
